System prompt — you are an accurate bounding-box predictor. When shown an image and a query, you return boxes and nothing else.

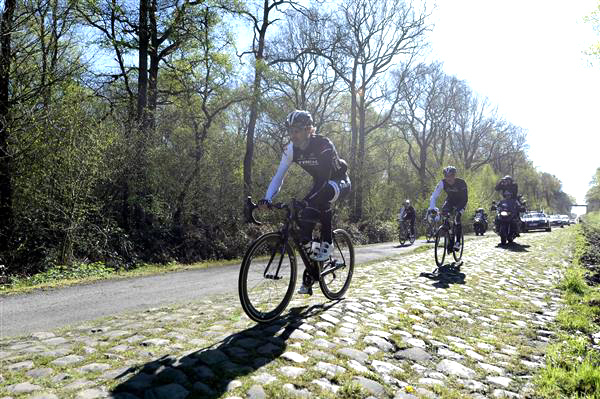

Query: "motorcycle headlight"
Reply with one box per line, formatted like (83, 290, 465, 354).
(500, 211, 509, 216)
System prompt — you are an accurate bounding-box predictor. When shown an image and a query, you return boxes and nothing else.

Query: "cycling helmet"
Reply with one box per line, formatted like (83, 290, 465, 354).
(477, 207, 484, 212)
(405, 199, 410, 205)
(285, 110, 313, 128)
(443, 165, 457, 177)
(501, 175, 513, 182)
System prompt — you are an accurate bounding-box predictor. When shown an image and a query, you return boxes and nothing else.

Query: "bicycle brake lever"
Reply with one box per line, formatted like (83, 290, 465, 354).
(245, 196, 262, 225)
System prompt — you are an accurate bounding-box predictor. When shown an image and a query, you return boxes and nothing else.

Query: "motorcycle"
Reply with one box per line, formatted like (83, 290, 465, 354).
(493, 198, 520, 245)
(473, 214, 488, 236)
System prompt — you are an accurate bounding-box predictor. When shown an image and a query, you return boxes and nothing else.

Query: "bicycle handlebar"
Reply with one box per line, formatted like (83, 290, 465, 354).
(245, 196, 289, 225)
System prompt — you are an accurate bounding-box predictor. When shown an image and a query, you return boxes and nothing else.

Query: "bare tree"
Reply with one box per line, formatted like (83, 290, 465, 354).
(450, 85, 508, 171)
(394, 62, 455, 198)
(315, 0, 430, 220)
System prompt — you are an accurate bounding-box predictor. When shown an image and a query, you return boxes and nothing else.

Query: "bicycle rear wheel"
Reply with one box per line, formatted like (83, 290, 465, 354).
(319, 229, 354, 300)
(434, 228, 448, 267)
(239, 232, 297, 323)
(452, 229, 464, 262)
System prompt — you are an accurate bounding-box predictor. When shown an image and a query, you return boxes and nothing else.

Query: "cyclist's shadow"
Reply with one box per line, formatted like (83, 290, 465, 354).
(110, 301, 341, 398)
(419, 263, 466, 289)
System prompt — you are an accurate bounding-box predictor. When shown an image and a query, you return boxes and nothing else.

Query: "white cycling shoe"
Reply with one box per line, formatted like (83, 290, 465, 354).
(297, 284, 313, 295)
(312, 242, 333, 262)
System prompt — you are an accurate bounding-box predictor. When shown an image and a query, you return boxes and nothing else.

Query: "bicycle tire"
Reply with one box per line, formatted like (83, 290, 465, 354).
(319, 229, 354, 300)
(398, 223, 406, 245)
(239, 232, 297, 323)
(452, 229, 464, 262)
(434, 227, 448, 267)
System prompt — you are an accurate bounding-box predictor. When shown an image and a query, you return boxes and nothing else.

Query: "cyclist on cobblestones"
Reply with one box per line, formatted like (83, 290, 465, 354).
(258, 110, 351, 295)
(428, 166, 468, 251)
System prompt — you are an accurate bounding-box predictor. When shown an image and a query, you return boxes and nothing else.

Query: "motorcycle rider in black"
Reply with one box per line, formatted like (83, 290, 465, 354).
(473, 207, 488, 233)
(495, 175, 522, 236)
(428, 166, 468, 251)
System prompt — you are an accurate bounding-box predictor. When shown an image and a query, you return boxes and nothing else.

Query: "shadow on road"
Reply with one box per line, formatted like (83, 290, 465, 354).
(110, 301, 341, 398)
(496, 242, 530, 252)
(419, 263, 466, 289)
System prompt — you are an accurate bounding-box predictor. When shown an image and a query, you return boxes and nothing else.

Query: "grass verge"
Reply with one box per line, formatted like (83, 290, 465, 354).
(534, 213, 600, 398)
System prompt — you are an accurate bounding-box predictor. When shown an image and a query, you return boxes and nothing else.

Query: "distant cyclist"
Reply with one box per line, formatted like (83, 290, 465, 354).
(258, 110, 351, 295)
(428, 166, 468, 251)
(398, 199, 416, 237)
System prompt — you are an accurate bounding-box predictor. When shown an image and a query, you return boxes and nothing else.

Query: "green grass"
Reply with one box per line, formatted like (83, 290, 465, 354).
(0, 258, 241, 295)
(534, 213, 600, 398)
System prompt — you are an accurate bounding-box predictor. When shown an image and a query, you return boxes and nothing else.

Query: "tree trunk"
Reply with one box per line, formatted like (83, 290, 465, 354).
(0, 0, 16, 252)
(137, 0, 149, 126)
(352, 89, 366, 222)
(243, 73, 261, 198)
(243, 0, 268, 198)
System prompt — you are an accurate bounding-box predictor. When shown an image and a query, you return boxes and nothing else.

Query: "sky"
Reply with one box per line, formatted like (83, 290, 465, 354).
(427, 0, 600, 213)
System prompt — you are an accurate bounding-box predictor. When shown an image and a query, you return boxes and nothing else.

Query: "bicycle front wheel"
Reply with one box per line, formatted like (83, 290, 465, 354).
(239, 232, 297, 323)
(319, 229, 354, 300)
(434, 227, 448, 267)
(398, 224, 406, 245)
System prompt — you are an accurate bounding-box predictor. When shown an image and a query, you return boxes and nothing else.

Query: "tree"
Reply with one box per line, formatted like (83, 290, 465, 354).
(586, 167, 600, 211)
(394, 62, 455, 197)
(317, 0, 430, 220)
(0, 0, 16, 252)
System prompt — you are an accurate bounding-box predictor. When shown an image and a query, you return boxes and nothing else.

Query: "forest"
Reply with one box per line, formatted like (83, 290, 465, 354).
(0, 0, 576, 277)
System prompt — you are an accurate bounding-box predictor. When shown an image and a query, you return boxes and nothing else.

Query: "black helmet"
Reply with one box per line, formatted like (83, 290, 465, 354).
(443, 165, 457, 177)
(285, 110, 313, 128)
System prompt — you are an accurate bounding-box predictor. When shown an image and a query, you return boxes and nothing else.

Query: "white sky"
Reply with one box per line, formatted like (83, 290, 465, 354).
(427, 0, 600, 212)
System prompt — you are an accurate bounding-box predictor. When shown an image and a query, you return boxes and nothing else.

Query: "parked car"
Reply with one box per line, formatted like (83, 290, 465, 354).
(521, 212, 552, 232)
(558, 215, 570, 227)
(549, 215, 562, 227)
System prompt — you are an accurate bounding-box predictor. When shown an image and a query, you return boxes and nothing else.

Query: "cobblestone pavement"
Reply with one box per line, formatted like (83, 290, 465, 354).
(0, 229, 573, 399)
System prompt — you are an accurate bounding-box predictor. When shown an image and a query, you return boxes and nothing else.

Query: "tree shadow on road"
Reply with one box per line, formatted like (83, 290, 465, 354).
(419, 263, 466, 289)
(496, 242, 530, 252)
(109, 300, 342, 399)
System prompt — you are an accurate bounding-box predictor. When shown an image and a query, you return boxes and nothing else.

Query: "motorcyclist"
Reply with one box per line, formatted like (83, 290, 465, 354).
(474, 207, 488, 231)
(398, 199, 416, 237)
(495, 175, 522, 236)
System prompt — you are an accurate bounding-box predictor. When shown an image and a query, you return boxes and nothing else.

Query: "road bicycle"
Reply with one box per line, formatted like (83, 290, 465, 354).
(434, 209, 464, 267)
(397, 219, 416, 246)
(239, 197, 354, 323)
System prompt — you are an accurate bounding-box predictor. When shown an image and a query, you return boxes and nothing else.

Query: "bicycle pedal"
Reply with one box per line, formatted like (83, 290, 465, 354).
(264, 274, 282, 280)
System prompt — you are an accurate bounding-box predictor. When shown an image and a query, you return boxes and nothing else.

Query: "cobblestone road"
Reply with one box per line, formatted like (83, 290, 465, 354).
(0, 228, 573, 399)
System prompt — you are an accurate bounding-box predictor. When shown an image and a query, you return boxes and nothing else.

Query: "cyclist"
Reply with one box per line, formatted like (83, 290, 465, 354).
(398, 199, 416, 237)
(258, 110, 351, 295)
(425, 207, 441, 223)
(428, 166, 468, 251)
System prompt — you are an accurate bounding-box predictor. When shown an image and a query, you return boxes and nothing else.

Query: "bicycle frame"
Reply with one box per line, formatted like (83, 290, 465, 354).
(246, 197, 327, 282)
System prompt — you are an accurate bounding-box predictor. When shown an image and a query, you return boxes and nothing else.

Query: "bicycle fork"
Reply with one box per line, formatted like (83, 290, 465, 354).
(263, 235, 288, 280)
